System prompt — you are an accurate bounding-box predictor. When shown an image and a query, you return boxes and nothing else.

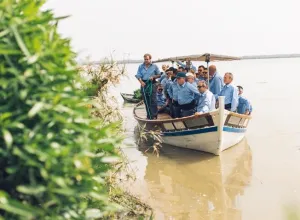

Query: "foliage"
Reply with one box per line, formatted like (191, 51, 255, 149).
(0, 0, 122, 219)
(133, 89, 142, 100)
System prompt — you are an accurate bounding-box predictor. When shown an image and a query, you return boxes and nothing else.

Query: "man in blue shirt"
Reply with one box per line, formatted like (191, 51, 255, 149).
(169, 72, 200, 117)
(237, 85, 252, 115)
(209, 65, 224, 99)
(176, 58, 197, 72)
(196, 65, 205, 81)
(135, 53, 161, 119)
(218, 72, 239, 112)
(195, 80, 216, 115)
(156, 84, 169, 114)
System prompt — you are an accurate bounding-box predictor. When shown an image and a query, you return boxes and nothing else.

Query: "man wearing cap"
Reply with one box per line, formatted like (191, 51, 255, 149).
(169, 72, 200, 117)
(237, 85, 252, 115)
(186, 72, 197, 87)
(135, 53, 161, 119)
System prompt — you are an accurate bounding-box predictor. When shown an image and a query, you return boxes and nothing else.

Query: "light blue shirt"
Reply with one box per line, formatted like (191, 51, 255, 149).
(188, 81, 198, 87)
(158, 72, 166, 82)
(161, 77, 172, 89)
(166, 78, 177, 98)
(135, 63, 161, 81)
(237, 96, 251, 114)
(157, 92, 166, 106)
(218, 83, 239, 111)
(170, 82, 200, 105)
(209, 72, 224, 98)
(197, 90, 216, 113)
(176, 61, 197, 72)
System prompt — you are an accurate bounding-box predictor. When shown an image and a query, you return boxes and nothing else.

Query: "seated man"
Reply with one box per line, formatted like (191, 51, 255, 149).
(186, 72, 197, 87)
(195, 80, 216, 115)
(156, 84, 169, 113)
(218, 72, 239, 112)
(237, 85, 252, 115)
(170, 72, 200, 118)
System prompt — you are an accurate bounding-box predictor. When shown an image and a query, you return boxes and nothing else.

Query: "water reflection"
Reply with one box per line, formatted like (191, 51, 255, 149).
(140, 139, 252, 220)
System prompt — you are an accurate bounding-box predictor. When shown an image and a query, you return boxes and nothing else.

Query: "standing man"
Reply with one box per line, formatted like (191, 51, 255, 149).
(218, 72, 239, 112)
(176, 58, 197, 72)
(209, 65, 224, 99)
(135, 53, 161, 119)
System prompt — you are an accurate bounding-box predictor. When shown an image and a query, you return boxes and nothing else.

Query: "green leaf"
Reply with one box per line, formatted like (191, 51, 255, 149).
(10, 25, 31, 58)
(17, 185, 46, 195)
(2, 129, 13, 148)
(28, 102, 44, 118)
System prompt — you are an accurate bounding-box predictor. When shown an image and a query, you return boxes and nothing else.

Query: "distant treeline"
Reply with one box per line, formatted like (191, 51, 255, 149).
(88, 54, 300, 64)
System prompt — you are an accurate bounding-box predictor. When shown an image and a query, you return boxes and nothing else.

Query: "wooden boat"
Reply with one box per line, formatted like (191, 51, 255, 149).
(120, 92, 141, 103)
(133, 53, 251, 155)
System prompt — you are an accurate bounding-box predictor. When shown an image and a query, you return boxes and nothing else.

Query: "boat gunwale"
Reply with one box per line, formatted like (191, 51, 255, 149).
(133, 101, 251, 124)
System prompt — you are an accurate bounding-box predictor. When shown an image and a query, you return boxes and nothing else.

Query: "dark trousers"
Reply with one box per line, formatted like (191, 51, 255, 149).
(141, 82, 157, 119)
(179, 101, 196, 117)
(171, 101, 181, 118)
(225, 103, 231, 111)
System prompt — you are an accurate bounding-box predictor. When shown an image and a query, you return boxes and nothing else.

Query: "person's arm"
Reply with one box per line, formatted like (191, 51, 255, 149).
(167, 84, 173, 99)
(196, 98, 209, 114)
(135, 65, 145, 87)
(244, 99, 251, 115)
(176, 61, 186, 68)
(231, 86, 239, 112)
(150, 65, 162, 80)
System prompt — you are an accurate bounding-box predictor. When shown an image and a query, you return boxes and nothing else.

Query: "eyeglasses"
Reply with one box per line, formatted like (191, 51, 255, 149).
(197, 85, 205, 88)
(158, 89, 163, 91)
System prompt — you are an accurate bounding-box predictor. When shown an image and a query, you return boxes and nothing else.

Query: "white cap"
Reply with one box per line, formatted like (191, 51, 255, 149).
(186, 72, 194, 78)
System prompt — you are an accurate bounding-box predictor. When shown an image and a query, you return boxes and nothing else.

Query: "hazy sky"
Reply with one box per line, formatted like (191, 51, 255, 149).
(46, 0, 300, 61)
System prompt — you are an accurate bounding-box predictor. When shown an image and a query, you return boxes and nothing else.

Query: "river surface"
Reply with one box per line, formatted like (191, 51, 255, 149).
(112, 58, 300, 220)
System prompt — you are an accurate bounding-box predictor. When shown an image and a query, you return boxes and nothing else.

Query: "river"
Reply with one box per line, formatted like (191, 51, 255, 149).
(112, 58, 300, 220)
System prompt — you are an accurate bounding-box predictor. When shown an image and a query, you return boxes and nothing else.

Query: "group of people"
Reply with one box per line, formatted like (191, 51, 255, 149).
(135, 53, 252, 120)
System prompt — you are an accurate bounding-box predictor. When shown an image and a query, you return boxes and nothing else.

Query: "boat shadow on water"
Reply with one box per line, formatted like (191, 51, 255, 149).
(136, 138, 253, 220)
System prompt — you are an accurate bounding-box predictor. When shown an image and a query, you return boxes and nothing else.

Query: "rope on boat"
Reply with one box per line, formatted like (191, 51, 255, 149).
(142, 79, 153, 119)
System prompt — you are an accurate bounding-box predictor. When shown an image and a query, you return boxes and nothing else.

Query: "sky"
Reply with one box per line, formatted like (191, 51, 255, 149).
(45, 0, 300, 61)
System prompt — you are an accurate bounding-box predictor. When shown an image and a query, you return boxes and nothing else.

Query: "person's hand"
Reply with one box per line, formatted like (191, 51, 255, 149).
(195, 112, 202, 116)
(140, 81, 146, 87)
(149, 76, 153, 81)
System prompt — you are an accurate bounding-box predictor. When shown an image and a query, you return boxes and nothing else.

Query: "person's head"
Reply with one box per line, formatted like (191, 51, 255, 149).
(186, 72, 194, 84)
(224, 72, 234, 84)
(162, 64, 167, 72)
(198, 65, 205, 73)
(203, 68, 208, 80)
(176, 72, 186, 85)
(186, 58, 191, 67)
(166, 67, 175, 77)
(178, 66, 184, 72)
(157, 84, 163, 93)
(209, 65, 217, 77)
(143, 53, 152, 65)
(197, 80, 208, 93)
(237, 85, 243, 95)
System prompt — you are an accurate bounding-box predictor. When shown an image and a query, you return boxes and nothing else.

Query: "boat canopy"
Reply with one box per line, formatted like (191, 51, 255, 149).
(153, 53, 241, 63)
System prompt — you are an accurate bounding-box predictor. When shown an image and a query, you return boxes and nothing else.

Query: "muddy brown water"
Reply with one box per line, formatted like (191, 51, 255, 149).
(113, 59, 300, 220)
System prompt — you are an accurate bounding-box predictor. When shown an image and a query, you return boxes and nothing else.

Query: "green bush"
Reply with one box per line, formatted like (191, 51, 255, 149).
(0, 0, 121, 219)
(133, 89, 142, 100)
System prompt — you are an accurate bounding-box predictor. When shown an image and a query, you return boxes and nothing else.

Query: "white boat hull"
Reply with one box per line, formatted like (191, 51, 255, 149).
(134, 96, 252, 156)
(161, 126, 245, 155)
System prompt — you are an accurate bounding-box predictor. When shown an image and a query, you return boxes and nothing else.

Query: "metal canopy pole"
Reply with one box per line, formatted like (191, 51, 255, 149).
(205, 53, 210, 90)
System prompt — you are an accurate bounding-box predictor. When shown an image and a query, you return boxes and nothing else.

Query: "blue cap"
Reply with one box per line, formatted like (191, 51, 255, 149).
(176, 72, 186, 78)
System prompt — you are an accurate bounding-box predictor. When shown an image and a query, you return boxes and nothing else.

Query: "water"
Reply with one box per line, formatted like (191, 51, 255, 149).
(113, 58, 300, 220)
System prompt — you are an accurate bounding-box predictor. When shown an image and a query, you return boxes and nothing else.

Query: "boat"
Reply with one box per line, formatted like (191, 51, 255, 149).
(140, 139, 252, 219)
(133, 53, 252, 155)
(120, 92, 141, 103)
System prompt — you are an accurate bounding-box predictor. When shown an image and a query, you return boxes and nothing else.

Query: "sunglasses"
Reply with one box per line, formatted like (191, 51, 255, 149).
(158, 89, 163, 91)
(197, 85, 205, 88)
